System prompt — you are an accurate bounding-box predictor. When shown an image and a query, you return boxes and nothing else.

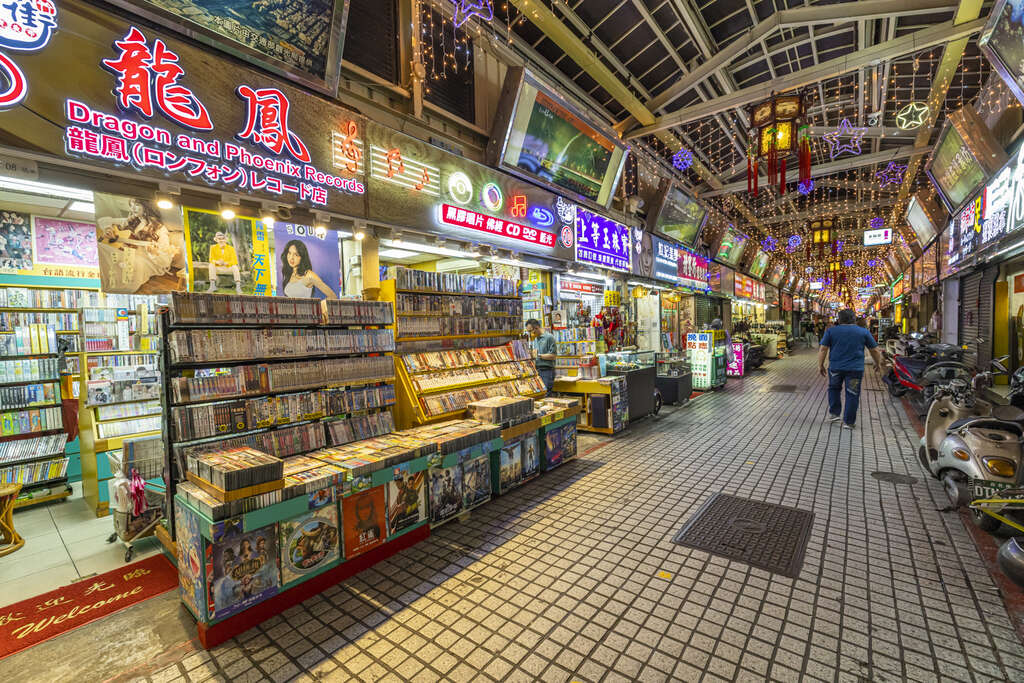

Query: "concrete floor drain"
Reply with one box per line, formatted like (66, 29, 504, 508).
(871, 471, 917, 485)
(672, 492, 814, 579)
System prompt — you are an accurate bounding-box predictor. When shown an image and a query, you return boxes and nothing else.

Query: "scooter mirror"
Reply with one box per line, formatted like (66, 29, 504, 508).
(993, 359, 1010, 374)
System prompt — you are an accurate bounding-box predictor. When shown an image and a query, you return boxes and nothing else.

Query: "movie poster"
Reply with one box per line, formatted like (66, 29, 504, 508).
(273, 223, 341, 299)
(279, 505, 340, 585)
(545, 427, 564, 469)
(173, 500, 204, 619)
(94, 193, 187, 294)
(560, 422, 578, 461)
(184, 208, 271, 296)
(32, 217, 98, 268)
(342, 486, 385, 558)
(499, 439, 523, 493)
(461, 455, 491, 509)
(428, 463, 462, 524)
(208, 522, 280, 620)
(521, 432, 539, 480)
(386, 471, 426, 536)
(0, 210, 33, 271)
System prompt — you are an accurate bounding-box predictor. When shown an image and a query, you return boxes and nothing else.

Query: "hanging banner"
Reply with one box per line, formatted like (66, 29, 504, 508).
(273, 223, 340, 299)
(183, 208, 270, 295)
(94, 193, 186, 293)
(0, 1, 367, 217)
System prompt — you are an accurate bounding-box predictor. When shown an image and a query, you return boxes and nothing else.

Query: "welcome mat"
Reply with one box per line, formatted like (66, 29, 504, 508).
(672, 492, 814, 579)
(0, 553, 178, 659)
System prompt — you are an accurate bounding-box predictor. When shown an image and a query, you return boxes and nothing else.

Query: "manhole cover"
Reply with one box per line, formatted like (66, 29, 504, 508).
(672, 493, 814, 579)
(871, 471, 917, 485)
(767, 385, 803, 393)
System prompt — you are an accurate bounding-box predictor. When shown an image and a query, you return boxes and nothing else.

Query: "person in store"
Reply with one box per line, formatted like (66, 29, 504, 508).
(280, 239, 338, 299)
(208, 231, 243, 294)
(818, 308, 885, 429)
(526, 318, 556, 392)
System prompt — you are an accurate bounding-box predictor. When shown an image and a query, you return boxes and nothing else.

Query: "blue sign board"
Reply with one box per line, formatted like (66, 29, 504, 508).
(575, 209, 631, 271)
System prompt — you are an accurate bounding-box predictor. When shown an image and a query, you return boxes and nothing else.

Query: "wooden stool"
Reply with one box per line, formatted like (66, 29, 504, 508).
(0, 482, 24, 557)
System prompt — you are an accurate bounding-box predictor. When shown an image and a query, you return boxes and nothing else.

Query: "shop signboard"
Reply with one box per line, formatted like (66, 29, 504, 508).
(676, 246, 709, 291)
(953, 191, 983, 262)
(707, 263, 734, 295)
(365, 122, 575, 260)
(863, 228, 892, 246)
(559, 278, 602, 295)
(0, 2, 367, 217)
(575, 209, 630, 272)
(734, 273, 764, 301)
(765, 284, 779, 306)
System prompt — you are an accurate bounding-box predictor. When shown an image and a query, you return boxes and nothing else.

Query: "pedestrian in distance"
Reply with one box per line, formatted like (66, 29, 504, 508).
(818, 308, 886, 429)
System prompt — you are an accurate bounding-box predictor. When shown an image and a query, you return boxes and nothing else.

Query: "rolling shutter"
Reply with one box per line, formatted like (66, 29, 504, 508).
(695, 295, 714, 329)
(959, 271, 982, 370)
(977, 266, 998, 372)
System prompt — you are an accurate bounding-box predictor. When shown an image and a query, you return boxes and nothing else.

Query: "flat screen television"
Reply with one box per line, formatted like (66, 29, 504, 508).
(715, 228, 748, 267)
(748, 250, 770, 279)
(926, 121, 987, 213)
(646, 179, 709, 247)
(980, 0, 1024, 108)
(767, 262, 786, 287)
(488, 67, 629, 208)
(906, 196, 937, 247)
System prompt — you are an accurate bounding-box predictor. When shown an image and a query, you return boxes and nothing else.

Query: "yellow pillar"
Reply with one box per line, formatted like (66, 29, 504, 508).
(361, 227, 381, 300)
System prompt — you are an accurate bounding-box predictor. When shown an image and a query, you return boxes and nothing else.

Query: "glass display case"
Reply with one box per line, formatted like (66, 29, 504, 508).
(605, 351, 657, 419)
(655, 353, 692, 405)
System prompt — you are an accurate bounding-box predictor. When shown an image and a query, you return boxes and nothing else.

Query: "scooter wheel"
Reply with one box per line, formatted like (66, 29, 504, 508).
(917, 445, 930, 470)
(972, 508, 1002, 533)
(998, 538, 1024, 589)
(941, 471, 970, 508)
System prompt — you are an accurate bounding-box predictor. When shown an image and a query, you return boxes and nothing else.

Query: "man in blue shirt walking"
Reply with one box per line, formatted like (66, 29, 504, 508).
(818, 309, 885, 429)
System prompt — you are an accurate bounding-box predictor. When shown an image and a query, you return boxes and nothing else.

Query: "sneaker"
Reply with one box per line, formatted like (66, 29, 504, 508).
(842, 423, 854, 430)
(827, 414, 841, 423)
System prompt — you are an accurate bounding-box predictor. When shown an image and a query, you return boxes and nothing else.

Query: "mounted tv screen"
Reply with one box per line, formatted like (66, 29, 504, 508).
(715, 228, 747, 268)
(489, 68, 629, 208)
(980, 0, 1024, 108)
(767, 261, 786, 287)
(647, 181, 708, 247)
(906, 196, 937, 247)
(926, 122, 987, 213)
(748, 250, 770, 279)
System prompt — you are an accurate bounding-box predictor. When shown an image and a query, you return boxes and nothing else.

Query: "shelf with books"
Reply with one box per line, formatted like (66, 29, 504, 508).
(159, 291, 398, 542)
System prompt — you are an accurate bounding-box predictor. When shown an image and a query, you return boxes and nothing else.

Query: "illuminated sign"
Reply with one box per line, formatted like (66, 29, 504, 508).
(481, 182, 503, 211)
(955, 192, 982, 259)
(509, 194, 527, 218)
(560, 279, 602, 294)
(734, 273, 764, 300)
(0, 0, 57, 108)
(61, 25, 364, 207)
(863, 228, 892, 246)
(370, 145, 439, 196)
(575, 210, 630, 271)
(529, 206, 554, 228)
(331, 120, 363, 176)
(446, 171, 473, 205)
(809, 281, 824, 290)
(646, 236, 708, 289)
(439, 204, 555, 248)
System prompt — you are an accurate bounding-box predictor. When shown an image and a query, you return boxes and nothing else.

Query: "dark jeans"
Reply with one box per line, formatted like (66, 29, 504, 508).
(828, 369, 863, 425)
(538, 367, 555, 394)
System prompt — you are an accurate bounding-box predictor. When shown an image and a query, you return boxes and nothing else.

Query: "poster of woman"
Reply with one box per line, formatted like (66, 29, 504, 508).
(184, 208, 271, 295)
(273, 223, 340, 299)
(93, 193, 187, 294)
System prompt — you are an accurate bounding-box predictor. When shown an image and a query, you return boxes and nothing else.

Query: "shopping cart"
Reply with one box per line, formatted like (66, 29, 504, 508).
(105, 448, 165, 562)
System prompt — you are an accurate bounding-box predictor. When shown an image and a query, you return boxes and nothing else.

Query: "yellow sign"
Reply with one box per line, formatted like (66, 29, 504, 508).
(604, 290, 621, 307)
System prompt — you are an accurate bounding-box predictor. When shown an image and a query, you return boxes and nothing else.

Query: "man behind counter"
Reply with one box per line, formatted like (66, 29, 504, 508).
(526, 318, 556, 393)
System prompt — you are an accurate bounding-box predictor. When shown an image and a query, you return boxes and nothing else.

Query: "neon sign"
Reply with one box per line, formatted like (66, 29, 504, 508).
(529, 207, 554, 228)
(440, 204, 555, 248)
(369, 145, 439, 196)
(481, 182, 503, 211)
(331, 120, 363, 176)
(0, 0, 57, 108)
(509, 194, 527, 218)
(576, 209, 630, 272)
(447, 171, 473, 204)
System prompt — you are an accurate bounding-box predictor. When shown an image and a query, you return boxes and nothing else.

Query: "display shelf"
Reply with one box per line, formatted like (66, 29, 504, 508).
(0, 307, 77, 313)
(13, 487, 72, 509)
(396, 289, 519, 300)
(169, 377, 396, 408)
(0, 376, 59, 387)
(395, 332, 520, 343)
(1, 449, 68, 467)
(20, 475, 69, 491)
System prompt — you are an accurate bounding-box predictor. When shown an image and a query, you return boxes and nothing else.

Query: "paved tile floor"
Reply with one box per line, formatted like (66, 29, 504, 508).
(5, 350, 1024, 682)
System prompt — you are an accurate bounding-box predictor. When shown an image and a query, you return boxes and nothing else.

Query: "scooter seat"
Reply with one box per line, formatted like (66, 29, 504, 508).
(948, 418, 1024, 437)
(899, 358, 930, 376)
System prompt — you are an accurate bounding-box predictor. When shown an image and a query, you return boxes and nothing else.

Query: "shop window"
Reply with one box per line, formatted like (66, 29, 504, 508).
(343, 0, 399, 83)
(420, 6, 476, 123)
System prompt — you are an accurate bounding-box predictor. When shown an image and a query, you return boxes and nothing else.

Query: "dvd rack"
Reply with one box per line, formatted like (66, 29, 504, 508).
(160, 291, 396, 540)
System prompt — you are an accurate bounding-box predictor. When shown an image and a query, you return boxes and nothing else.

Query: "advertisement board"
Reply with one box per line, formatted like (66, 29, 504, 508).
(575, 210, 630, 271)
(863, 228, 893, 246)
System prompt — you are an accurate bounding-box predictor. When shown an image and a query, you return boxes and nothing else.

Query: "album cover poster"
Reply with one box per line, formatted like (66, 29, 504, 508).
(279, 505, 340, 585)
(545, 426, 564, 469)
(461, 455, 491, 509)
(386, 470, 426, 536)
(208, 522, 280, 620)
(428, 463, 462, 524)
(94, 193, 187, 294)
(521, 432, 540, 480)
(342, 486, 386, 558)
(560, 422, 578, 461)
(174, 500, 205, 619)
(499, 439, 523, 492)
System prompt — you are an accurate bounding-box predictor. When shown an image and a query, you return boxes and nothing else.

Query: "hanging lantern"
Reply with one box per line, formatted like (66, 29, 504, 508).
(746, 92, 810, 196)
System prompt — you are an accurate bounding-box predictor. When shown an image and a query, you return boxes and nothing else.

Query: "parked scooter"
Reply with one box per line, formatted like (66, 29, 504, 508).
(919, 357, 1024, 530)
(884, 343, 965, 412)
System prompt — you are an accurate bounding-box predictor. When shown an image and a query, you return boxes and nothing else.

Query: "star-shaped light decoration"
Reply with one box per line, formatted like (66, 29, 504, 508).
(867, 259, 878, 267)
(843, 259, 854, 267)
(797, 178, 814, 195)
(821, 118, 867, 160)
(451, 0, 494, 28)
(896, 102, 929, 130)
(786, 234, 802, 253)
(761, 236, 778, 252)
(875, 162, 907, 188)
(869, 216, 885, 230)
(672, 148, 693, 171)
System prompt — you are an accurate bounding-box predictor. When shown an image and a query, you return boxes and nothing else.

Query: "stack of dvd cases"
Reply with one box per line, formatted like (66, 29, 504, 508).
(323, 299, 394, 326)
(186, 446, 283, 491)
(168, 292, 321, 326)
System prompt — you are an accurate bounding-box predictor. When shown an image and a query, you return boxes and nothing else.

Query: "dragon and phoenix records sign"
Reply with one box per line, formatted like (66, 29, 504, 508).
(0, 1, 367, 216)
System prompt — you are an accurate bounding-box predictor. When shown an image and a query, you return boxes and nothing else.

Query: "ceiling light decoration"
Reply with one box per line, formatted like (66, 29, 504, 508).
(821, 118, 867, 160)
(843, 259, 854, 267)
(451, 0, 493, 28)
(786, 234, 802, 253)
(761, 236, 778, 252)
(745, 92, 811, 197)
(672, 148, 693, 172)
(867, 259, 878, 267)
(797, 178, 814, 196)
(896, 102, 929, 130)
(875, 162, 907, 188)
(869, 216, 885, 230)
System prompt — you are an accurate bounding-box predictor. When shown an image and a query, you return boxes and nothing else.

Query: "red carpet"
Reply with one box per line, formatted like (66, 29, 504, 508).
(0, 554, 178, 659)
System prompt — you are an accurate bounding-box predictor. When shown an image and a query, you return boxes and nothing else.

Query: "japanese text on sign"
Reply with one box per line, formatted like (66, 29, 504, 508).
(64, 26, 364, 206)
(439, 204, 556, 247)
